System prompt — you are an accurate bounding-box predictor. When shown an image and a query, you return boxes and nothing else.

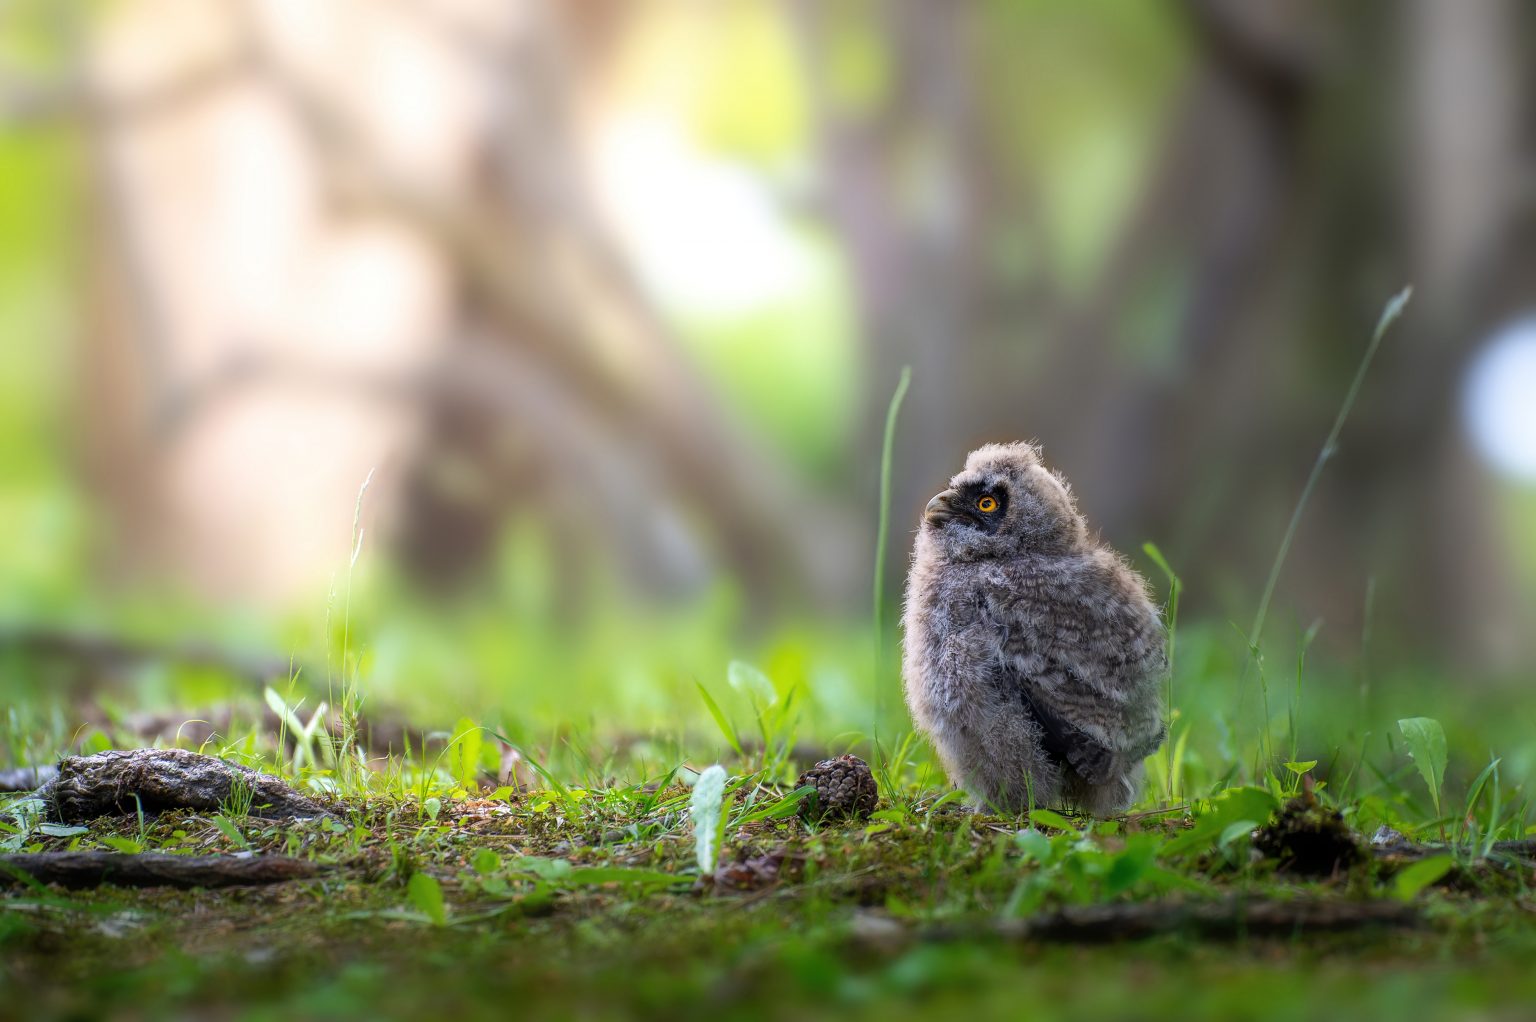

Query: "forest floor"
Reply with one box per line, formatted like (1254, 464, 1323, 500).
(5, 762, 1536, 1022)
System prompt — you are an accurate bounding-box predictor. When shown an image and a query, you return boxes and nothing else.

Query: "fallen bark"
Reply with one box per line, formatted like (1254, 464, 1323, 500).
(924, 898, 1421, 945)
(0, 852, 331, 889)
(34, 749, 329, 821)
(1371, 833, 1536, 865)
(0, 766, 56, 792)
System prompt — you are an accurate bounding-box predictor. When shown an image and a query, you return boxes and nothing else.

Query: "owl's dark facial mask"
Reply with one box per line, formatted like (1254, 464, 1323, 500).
(923, 480, 1009, 534)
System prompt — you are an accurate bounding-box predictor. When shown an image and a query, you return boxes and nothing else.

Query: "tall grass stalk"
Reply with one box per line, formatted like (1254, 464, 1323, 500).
(335, 467, 375, 788)
(1142, 543, 1181, 802)
(1358, 575, 1377, 717)
(1237, 287, 1409, 776)
(871, 367, 911, 734)
(1289, 619, 1322, 766)
(1247, 287, 1411, 650)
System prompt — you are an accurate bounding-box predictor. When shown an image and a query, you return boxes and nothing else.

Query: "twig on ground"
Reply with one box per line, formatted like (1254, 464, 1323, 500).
(921, 897, 1421, 944)
(0, 852, 331, 889)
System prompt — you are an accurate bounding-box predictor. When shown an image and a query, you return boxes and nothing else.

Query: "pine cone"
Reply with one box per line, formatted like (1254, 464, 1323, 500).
(796, 754, 877, 821)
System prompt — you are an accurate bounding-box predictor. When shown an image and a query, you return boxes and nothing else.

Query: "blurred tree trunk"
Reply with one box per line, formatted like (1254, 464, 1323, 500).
(68, 0, 855, 613)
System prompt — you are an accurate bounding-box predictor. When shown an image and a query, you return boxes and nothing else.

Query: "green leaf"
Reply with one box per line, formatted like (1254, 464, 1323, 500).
(1462, 758, 1501, 822)
(1141, 541, 1176, 579)
(1218, 820, 1258, 850)
(1393, 854, 1453, 901)
(1283, 761, 1318, 776)
(1160, 787, 1279, 859)
(695, 684, 743, 756)
(470, 848, 501, 875)
(1398, 717, 1448, 814)
(264, 686, 305, 736)
(727, 661, 778, 708)
(511, 857, 572, 881)
(1027, 809, 1079, 834)
(736, 786, 813, 825)
(211, 815, 249, 849)
(101, 836, 143, 854)
(37, 824, 88, 838)
(407, 872, 447, 926)
(1015, 829, 1054, 864)
(1103, 837, 1157, 896)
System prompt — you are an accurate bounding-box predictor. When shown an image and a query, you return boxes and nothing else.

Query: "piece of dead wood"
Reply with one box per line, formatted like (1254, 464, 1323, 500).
(33, 749, 329, 822)
(1370, 829, 1536, 866)
(0, 766, 57, 793)
(923, 898, 1421, 945)
(1492, 840, 1536, 860)
(0, 852, 331, 889)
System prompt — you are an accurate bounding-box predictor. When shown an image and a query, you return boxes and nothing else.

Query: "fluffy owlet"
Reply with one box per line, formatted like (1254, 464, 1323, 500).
(901, 442, 1166, 817)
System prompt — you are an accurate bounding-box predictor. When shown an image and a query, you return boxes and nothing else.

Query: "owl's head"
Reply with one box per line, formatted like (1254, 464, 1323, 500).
(920, 442, 1087, 560)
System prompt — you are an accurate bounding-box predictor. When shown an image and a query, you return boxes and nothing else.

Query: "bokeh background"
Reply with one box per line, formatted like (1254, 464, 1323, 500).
(2, 0, 1535, 757)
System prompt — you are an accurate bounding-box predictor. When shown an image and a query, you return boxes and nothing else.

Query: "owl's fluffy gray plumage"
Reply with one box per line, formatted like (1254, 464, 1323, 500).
(901, 442, 1166, 817)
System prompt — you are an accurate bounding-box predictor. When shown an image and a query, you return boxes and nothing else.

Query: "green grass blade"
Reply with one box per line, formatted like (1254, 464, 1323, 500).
(695, 682, 743, 757)
(1393, 854, 1453, 901)
(872, 366, 912, 730)
(1248, 287, 1411, 650)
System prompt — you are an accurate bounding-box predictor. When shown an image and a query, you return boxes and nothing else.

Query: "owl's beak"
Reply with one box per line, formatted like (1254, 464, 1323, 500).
(924, 489, 961, 525)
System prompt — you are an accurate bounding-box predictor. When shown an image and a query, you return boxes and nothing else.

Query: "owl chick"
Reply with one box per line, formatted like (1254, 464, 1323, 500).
(901, 442, 1166, 817)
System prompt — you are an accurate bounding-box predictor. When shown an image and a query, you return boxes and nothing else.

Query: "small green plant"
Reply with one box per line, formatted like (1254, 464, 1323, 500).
(220, 771, 255, 819)
(0, 798, 45, 852)
(1398, 716, 1448, 824)
(696, 661, 803, 777)
(1159, 786, 1280, 861)
(689, 764, 728, 875)
(265, 686, 333, 774)
(1459, 756, 1506, 860)
(446, 719, 487, 793)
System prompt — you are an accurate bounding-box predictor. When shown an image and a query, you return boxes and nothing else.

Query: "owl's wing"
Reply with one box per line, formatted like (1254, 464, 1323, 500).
(989, 561, 1167, 784)
(1014, 678, 1117, 784)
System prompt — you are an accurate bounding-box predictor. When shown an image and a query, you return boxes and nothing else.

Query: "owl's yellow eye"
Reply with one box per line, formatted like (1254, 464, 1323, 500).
(977, 496, 998, 513)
